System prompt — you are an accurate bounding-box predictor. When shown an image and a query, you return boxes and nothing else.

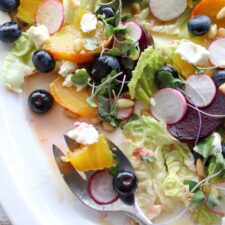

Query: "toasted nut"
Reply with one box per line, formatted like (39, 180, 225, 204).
(73, 39, 83, 53)
(131, 3, 141, 15)
(91, 118, 102, 125)
(219, 83, 225, 94)
(117, 99, 135, 109)
(210, 186, 219, 196)
(141, 109, 151, 116)
(218, 28, 225, 36)
(72, 0, 80, 8)
(208, 24, 218, 39)
(217, 6, 225, 20)
(102, 121, 115, 132)
(196, 159, 205, 178)
(64, 109, 79, 118)
(203, 183, 210, 195)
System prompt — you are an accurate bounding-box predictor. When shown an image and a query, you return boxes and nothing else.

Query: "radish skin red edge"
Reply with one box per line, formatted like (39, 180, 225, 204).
(149, 0, 187, 22)
(35, 0, 65, 35)
(117, 106, 135, 120)
(88, 170, 119, 205)
(150, 88, 187, 125)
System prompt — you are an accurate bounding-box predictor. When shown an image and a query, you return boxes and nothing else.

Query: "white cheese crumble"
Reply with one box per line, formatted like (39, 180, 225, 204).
(176, 42, 210, 66)
(0, 11, 11, 25)
(80, 13, 97, 33)
(59, 61, 77, 77)
(150, 98, 156, 107)
(63, 74, 73, 87)
(26, 25, 50, 49)
(67, 122, 99, 145)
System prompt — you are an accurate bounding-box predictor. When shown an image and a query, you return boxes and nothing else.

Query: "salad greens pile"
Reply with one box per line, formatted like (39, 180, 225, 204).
(2, 33, 36, 93)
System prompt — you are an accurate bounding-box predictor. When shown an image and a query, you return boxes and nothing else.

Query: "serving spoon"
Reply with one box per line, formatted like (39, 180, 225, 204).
(52, 135, 155, 225)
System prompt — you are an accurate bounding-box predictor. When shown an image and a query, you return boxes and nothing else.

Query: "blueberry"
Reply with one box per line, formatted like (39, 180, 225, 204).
(0, 22, 21, 43)
(188, 15, 211, 36)
(113, 171, 137, 197)
(154, 66, 182, 89)
(212, 70, 225, 88)
(0, 0, 20, 12)
(96, 6, 116, 25)
(32, 50, 56, 73)
(92, 55, 120, 83)
(28, 90, 53, 114)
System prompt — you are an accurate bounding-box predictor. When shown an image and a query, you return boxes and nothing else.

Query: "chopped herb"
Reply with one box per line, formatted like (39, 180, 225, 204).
(71, 69, 89, 86)
(184, 180, 200, 193)
(206, 194, 221, 209)
(192, 191, 205, 206)
(105, 48, 121, 56)
(97, 95, 121, 127)
(142, 155, 155, 164)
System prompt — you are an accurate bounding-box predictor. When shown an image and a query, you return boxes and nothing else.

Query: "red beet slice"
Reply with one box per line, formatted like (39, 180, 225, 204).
(168, 91, 225, 143)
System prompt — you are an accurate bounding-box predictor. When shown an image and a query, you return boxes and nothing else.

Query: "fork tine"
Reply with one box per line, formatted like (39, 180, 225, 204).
(64, 135, 79, 151)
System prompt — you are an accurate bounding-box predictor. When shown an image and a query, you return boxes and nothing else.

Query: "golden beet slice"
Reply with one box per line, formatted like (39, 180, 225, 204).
(50, 76, 98, 118)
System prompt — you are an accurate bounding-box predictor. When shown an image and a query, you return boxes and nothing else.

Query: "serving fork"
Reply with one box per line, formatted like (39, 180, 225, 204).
(52, 135, 155, 225)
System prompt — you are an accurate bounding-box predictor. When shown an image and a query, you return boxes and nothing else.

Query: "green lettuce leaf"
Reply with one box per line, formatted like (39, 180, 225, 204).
(193, 133, 222, 159)
(1, 33, 36, 93)
(123, 116, 197, 209)
(123, 115, 177, 149)
(128, 47, 164, 104)
(193, 205, 221, 225)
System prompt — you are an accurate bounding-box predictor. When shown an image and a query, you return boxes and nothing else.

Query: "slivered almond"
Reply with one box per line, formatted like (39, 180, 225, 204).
(218, 28, 225, 36)
(102, 122, 115, 132)
(217, 6, 225, 20)
(117, 99, 135, 109)
(207, 24, 217, 39)
(131, 3, 141, 15)
(196, 159, 205, 178)
(210, 186, 219, 196)
(91, 118, 102, 125)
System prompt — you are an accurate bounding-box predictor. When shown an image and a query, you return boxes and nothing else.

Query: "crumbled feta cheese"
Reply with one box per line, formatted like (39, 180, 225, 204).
(67, 122, 100, 145)
(80, 13, 97, 33)
(26, 25, 50, 49)
(0, 11, 11, 25)
(59, 61, 77, 77)
(176, 42, 210, 66)
(150, 98, 156, 107)
(84, 37, 98, 51)
(63, 74, 73, 87)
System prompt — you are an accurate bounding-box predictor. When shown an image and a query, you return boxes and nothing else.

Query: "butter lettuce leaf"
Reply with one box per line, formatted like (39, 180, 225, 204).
(123, 116, 197, 211)
(1, 33, 36, 93)
(123, 115, 177, 149)
(128, 47, 164, 104)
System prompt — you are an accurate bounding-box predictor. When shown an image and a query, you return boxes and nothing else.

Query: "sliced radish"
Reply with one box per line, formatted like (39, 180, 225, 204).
(88, 170, 119, 205)
(35, 0, 64, 35)
(117, 107, 134, 120)
(149, 0, 187, 22)
(208, 38, 225, 67)
(184, 75, 216, 108)
(124, 21, 142, 43)
(150, 88, 187, 125)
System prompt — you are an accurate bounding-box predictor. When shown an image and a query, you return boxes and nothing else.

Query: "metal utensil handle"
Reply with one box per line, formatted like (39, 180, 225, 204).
(123, 203, 154, 225)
